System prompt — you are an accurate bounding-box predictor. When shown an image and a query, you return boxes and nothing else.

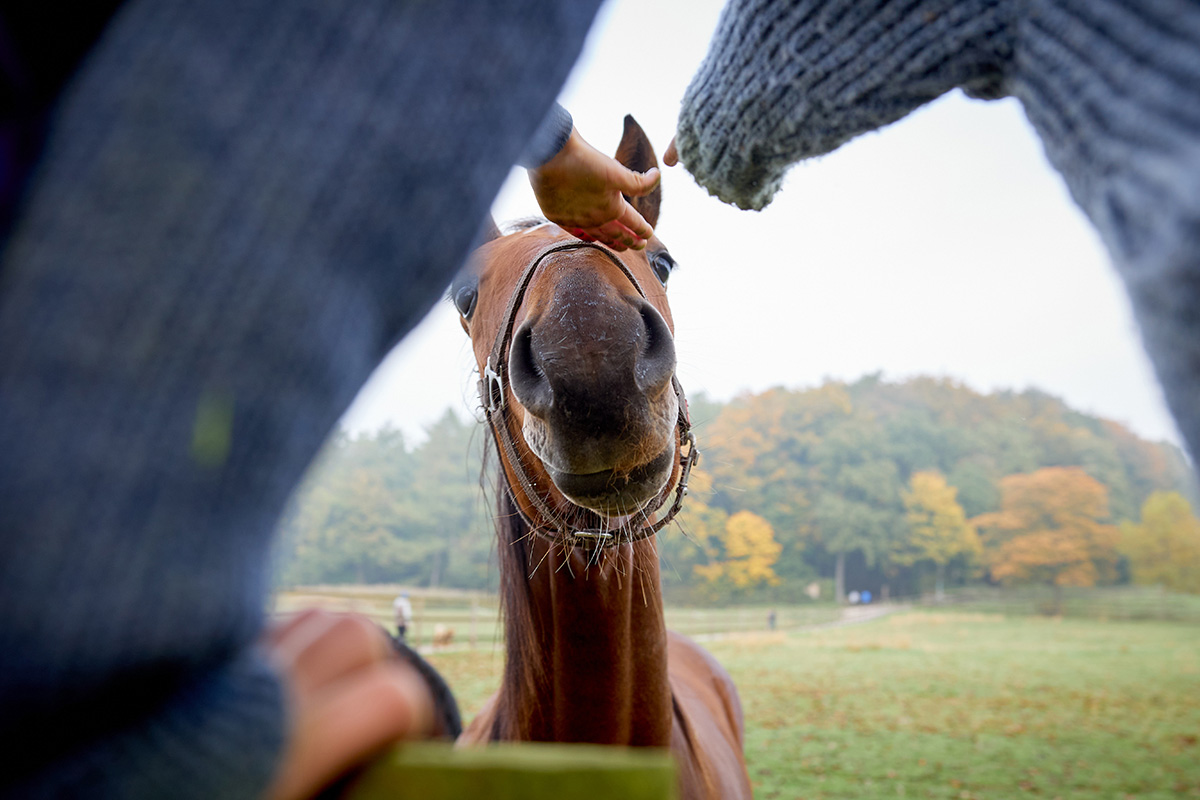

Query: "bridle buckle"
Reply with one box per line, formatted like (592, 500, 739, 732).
(483, 357, 505, 414)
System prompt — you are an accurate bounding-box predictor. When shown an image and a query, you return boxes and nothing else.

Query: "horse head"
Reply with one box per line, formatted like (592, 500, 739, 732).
(451, 116, 690, 540)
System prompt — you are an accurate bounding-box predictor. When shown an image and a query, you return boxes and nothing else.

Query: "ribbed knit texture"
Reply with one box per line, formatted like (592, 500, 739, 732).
(520, 103, 575, 167)
(676, 0, 1015, 211)
(0, 0, 600, 796)
(676, 0, 1200, 463)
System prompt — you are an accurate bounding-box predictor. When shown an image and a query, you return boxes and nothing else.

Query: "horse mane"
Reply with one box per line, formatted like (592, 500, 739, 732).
(492, 474, 547, 738)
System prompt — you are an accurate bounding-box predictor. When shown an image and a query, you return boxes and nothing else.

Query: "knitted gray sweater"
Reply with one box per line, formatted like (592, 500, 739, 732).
(676, 0, 1200, 460)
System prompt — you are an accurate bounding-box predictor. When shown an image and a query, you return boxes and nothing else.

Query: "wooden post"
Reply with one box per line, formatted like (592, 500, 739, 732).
(470, 599, 478, 650)
(345, 742, 677, 800)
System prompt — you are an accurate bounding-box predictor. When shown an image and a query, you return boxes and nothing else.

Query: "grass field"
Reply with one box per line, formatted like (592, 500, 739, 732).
(426, 611, 1200, 800)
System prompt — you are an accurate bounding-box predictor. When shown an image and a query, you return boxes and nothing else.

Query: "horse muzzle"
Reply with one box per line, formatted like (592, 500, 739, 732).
(534, 426, 678, 517)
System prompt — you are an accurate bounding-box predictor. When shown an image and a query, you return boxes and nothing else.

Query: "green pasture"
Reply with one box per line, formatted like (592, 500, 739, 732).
(426, 611, 1200, 800)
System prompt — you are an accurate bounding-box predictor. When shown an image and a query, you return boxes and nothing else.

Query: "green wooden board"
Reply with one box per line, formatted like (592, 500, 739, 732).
(344, 742, 677, 800)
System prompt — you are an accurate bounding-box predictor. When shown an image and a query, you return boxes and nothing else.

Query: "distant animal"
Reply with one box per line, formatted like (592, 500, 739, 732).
(432, 624, 455, 649)
(450, 116, 752, 799)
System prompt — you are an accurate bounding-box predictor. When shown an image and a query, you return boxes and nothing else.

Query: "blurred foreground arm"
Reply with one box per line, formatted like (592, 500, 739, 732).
(0, 0, 600, 797)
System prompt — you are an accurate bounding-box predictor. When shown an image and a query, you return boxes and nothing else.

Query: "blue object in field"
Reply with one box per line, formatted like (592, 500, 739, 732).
(861, 591, 872, 604)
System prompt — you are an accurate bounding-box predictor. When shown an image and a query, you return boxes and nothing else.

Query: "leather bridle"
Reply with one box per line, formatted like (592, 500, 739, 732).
(477, 240, 698, 550)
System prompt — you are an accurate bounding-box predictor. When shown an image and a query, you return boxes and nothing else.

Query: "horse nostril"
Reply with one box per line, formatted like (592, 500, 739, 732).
(508, 320, 554, 418)
(636, 300, 676, 395)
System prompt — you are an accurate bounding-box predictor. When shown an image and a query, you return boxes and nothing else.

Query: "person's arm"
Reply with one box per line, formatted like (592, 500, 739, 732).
(668, 0, 1200, 465)
(0, 0, 602, 796)
(525, 104, 660, 251)
(670, 0, 1013, 211)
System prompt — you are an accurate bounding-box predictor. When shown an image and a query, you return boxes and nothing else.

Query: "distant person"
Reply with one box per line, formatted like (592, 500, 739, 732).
(767, 609, 777, 631)
(394, 593, 415, 642)
(665, 0, 1200, 470)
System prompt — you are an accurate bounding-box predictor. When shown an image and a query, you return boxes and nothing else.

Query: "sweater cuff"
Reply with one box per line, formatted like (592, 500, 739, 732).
(519, 102, 573, 168)
(676, 0, 1015, 210)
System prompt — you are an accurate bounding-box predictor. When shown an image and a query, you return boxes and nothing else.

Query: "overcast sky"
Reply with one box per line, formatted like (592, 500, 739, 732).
(340, 0, 1181, 450)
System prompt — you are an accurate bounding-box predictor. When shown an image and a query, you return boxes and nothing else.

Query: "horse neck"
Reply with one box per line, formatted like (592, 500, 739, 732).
(495, 487, 672, 746)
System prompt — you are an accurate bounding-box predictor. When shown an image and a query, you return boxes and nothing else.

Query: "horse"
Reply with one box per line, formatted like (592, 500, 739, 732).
(431, 624, 455, 649)
(449, 115, 752, 800)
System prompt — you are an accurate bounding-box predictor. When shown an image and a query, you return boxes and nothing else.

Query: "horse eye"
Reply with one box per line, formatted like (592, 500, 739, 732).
(651, 252, 675, 285)
(452, 282, 478, 319)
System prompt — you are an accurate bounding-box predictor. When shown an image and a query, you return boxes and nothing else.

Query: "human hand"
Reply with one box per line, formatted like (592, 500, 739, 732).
(263, 609, 434, 800)
(529, 126, 660, 251)
(663, 137, 679, 167)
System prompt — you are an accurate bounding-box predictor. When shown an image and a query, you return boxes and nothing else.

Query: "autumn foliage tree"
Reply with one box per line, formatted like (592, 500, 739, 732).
(660, 468, 728, 585)
(694, 510, 783, 592)
(273, 378, 1195, 598)
(1120, 491, 1200, 594)
(973, 467, 1120, 612)
(895, 471, 981, 599)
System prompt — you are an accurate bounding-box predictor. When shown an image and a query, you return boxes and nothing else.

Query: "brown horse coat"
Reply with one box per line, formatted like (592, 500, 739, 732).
(452, 117, 752, 800)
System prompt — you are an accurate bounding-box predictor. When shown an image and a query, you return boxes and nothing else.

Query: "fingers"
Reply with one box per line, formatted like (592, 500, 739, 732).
(572, 216, 645, 252)
(663, 137, 679, 167)
(269, 661, 433, 800)
(614, 201, 653, 244)
(614, 165, 660, 198)
(597, 219, 637, 251)
(526, 122, 658, 251)
(271, 612, 391, 697)
(568, 227, 597, 243)
(263, 608, 323, 647)
(263, 609, 436, 800)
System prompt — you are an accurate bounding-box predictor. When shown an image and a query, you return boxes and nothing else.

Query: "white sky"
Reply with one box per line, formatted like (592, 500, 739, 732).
(341, 0, 1181, 449)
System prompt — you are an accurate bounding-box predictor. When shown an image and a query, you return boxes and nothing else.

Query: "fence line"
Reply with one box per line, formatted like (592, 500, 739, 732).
(275, 584, 1200, 654)
(918, 585, 1200, 623)
(275, 586, 849, 649)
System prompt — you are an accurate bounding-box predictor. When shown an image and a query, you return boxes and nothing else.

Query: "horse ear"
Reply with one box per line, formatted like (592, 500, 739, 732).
(614, 114, 661, 230)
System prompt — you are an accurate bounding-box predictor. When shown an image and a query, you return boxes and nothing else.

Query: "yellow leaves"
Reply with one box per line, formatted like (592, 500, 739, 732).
(725, 511, 783, 588)
(692, 510, 783, 589)
(897, 471, 980, 567)
(1120, 491, 1200, 593)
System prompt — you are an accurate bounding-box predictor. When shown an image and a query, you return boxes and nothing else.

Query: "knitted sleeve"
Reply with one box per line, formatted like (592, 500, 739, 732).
(519, 103, 574, 168)
(675, 0, 1015, 211)
(0, 0, 599, 796)
(675, 0, 1200, 465)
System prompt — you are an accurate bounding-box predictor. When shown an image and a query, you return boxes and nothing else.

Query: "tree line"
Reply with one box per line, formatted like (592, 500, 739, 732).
(273, 376, 1200, 604)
